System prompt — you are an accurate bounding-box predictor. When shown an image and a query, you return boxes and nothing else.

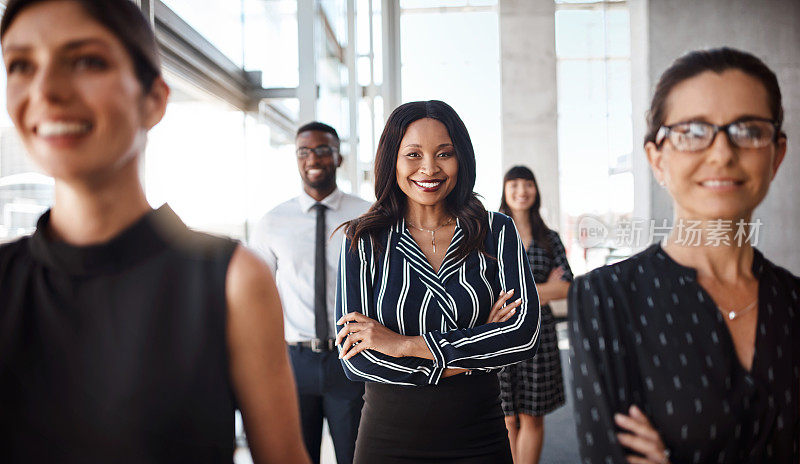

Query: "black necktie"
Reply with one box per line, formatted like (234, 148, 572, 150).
(313, 203, 328, 341)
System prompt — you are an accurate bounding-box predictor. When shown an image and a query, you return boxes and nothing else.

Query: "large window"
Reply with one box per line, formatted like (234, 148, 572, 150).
(162, 0, 246, 66)
(555, 0, 633, 268)
(243, 0, 300, 119)
(145, 79, 299, 241)
(353, 0, 386, 201)
(399, 0, 502, 207)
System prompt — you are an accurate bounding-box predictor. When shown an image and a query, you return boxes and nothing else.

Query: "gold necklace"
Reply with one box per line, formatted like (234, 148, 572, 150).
(406, 217, 454, 253)
(723, 298, 757, 321)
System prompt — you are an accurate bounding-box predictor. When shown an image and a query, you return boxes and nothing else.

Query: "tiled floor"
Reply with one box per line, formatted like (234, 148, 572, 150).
(539, 322, 581, 463)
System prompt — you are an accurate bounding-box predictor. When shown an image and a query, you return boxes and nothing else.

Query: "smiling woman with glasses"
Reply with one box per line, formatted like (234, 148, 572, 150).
(569, 47, 798, 464)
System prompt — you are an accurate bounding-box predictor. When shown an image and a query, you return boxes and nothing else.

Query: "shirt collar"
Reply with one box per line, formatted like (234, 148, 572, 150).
(299, 187, 344, 213)
(28, 204, 179, 276)
(652, 242, 766, 279)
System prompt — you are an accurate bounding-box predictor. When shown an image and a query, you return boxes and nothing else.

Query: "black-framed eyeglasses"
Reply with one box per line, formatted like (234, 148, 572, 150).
(296, 145, 338, 159)
(655, 117, 779, 152)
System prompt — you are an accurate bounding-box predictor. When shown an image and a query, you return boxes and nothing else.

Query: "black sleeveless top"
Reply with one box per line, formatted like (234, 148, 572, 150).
(0, 205, 238, 463)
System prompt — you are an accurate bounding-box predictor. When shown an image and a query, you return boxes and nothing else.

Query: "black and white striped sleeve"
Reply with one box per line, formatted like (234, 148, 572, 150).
(422, 214, 541, 370)
(335, 234, 444, 385)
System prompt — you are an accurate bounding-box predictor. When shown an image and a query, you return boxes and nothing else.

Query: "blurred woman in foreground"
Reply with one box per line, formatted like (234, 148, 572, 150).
(0, 1, 308, 462)
(569, 47, 798, 464)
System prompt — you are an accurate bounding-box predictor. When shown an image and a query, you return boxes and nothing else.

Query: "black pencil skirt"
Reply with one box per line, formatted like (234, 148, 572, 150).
(353, 372, 513, 463)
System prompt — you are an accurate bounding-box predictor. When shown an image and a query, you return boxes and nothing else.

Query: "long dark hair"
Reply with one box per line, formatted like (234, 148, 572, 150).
(499, 166, 551, 254)
(645, 47, 784, 146)
(345, 100, 488, 260)
(1, 0, 162, 92)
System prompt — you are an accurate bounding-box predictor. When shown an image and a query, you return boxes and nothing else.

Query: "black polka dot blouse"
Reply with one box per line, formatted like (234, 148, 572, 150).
(568, 243, 799, 464)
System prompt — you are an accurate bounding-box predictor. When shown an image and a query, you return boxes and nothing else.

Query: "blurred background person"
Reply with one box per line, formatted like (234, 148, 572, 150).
(0, 1, 308, 462)
(251, 121, 370, 464)
(335, 100, 540, 463)
(498, 165, 573, 464)
(569, 47, 798, 464)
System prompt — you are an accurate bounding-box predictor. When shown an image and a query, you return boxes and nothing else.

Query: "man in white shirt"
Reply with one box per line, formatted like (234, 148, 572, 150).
(251, 122, 370, 464)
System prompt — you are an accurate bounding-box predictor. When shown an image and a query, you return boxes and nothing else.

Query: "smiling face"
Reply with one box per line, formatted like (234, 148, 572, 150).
(2, 0, 168, 184)
(395, 118, 458, 210)
(295, 129, 341, 196)
(645, 69, 786, 221)
(504, 178, 537, 214)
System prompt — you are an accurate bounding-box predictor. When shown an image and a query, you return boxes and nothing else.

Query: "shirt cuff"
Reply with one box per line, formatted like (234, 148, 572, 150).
(427, 365, 445, 385)
(423, 331, 447, 369)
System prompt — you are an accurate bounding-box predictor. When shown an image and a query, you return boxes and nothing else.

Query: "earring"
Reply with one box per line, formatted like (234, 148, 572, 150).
(658, 180, 666, 187)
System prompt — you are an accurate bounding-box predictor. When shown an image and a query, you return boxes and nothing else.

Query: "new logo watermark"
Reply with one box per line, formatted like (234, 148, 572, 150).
(576, 216, 762, 248)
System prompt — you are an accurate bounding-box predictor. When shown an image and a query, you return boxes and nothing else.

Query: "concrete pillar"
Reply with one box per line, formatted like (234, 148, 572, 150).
(633, 0, 800, 272)
(297, 0, 317, 124)
(381, 0, 402, 119)
(499, 0, 560, 229)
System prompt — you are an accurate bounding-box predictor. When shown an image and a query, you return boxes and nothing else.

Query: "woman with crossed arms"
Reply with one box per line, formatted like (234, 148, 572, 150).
(334, 100, 541, 463)
(569, 48, 798, 464)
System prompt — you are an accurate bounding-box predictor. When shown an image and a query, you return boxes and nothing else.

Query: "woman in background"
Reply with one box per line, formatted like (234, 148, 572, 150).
(0, 1, 308, 462)
(569, 47, 798, 463)
(498, 166, 573, 464)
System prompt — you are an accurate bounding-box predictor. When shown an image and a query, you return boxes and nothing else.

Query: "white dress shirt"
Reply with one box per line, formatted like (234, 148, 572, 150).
(250, 188, 371, 342)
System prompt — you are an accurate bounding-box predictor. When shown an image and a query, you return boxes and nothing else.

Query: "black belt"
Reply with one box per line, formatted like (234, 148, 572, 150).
(288, 339, 336, 353)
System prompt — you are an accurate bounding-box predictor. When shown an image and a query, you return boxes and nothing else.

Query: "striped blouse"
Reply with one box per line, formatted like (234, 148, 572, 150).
(335, 211, 541, 386)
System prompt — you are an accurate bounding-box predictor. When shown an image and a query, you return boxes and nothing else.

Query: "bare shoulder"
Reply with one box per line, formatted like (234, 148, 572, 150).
(223, 246, 310, 463)
(228, 244, 271, 279)
(226, 245, 279, 318)
(228, 243, 270, 281)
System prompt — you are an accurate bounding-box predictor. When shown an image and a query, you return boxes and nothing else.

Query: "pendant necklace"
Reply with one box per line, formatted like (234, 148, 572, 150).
(723, 298, 757, 321)
(407, 217, 454, 253)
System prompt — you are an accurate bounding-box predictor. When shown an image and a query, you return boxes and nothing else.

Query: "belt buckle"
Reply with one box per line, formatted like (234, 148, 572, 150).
(311, 338, 325, 353)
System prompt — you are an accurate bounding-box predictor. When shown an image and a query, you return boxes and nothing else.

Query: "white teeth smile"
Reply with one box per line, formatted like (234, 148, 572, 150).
(37, 121, 91, 137)
(701, 180, 738, 187)
(415, 180, 442, 189)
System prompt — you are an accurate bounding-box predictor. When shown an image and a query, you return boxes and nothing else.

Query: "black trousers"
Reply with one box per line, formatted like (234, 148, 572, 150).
(354, 373, 513, 463)
(288, 346, 364, 464)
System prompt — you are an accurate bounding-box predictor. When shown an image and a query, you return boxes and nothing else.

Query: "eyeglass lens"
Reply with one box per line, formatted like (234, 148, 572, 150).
(297, 146, 335, 158)
(668, 120, 775, 151)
